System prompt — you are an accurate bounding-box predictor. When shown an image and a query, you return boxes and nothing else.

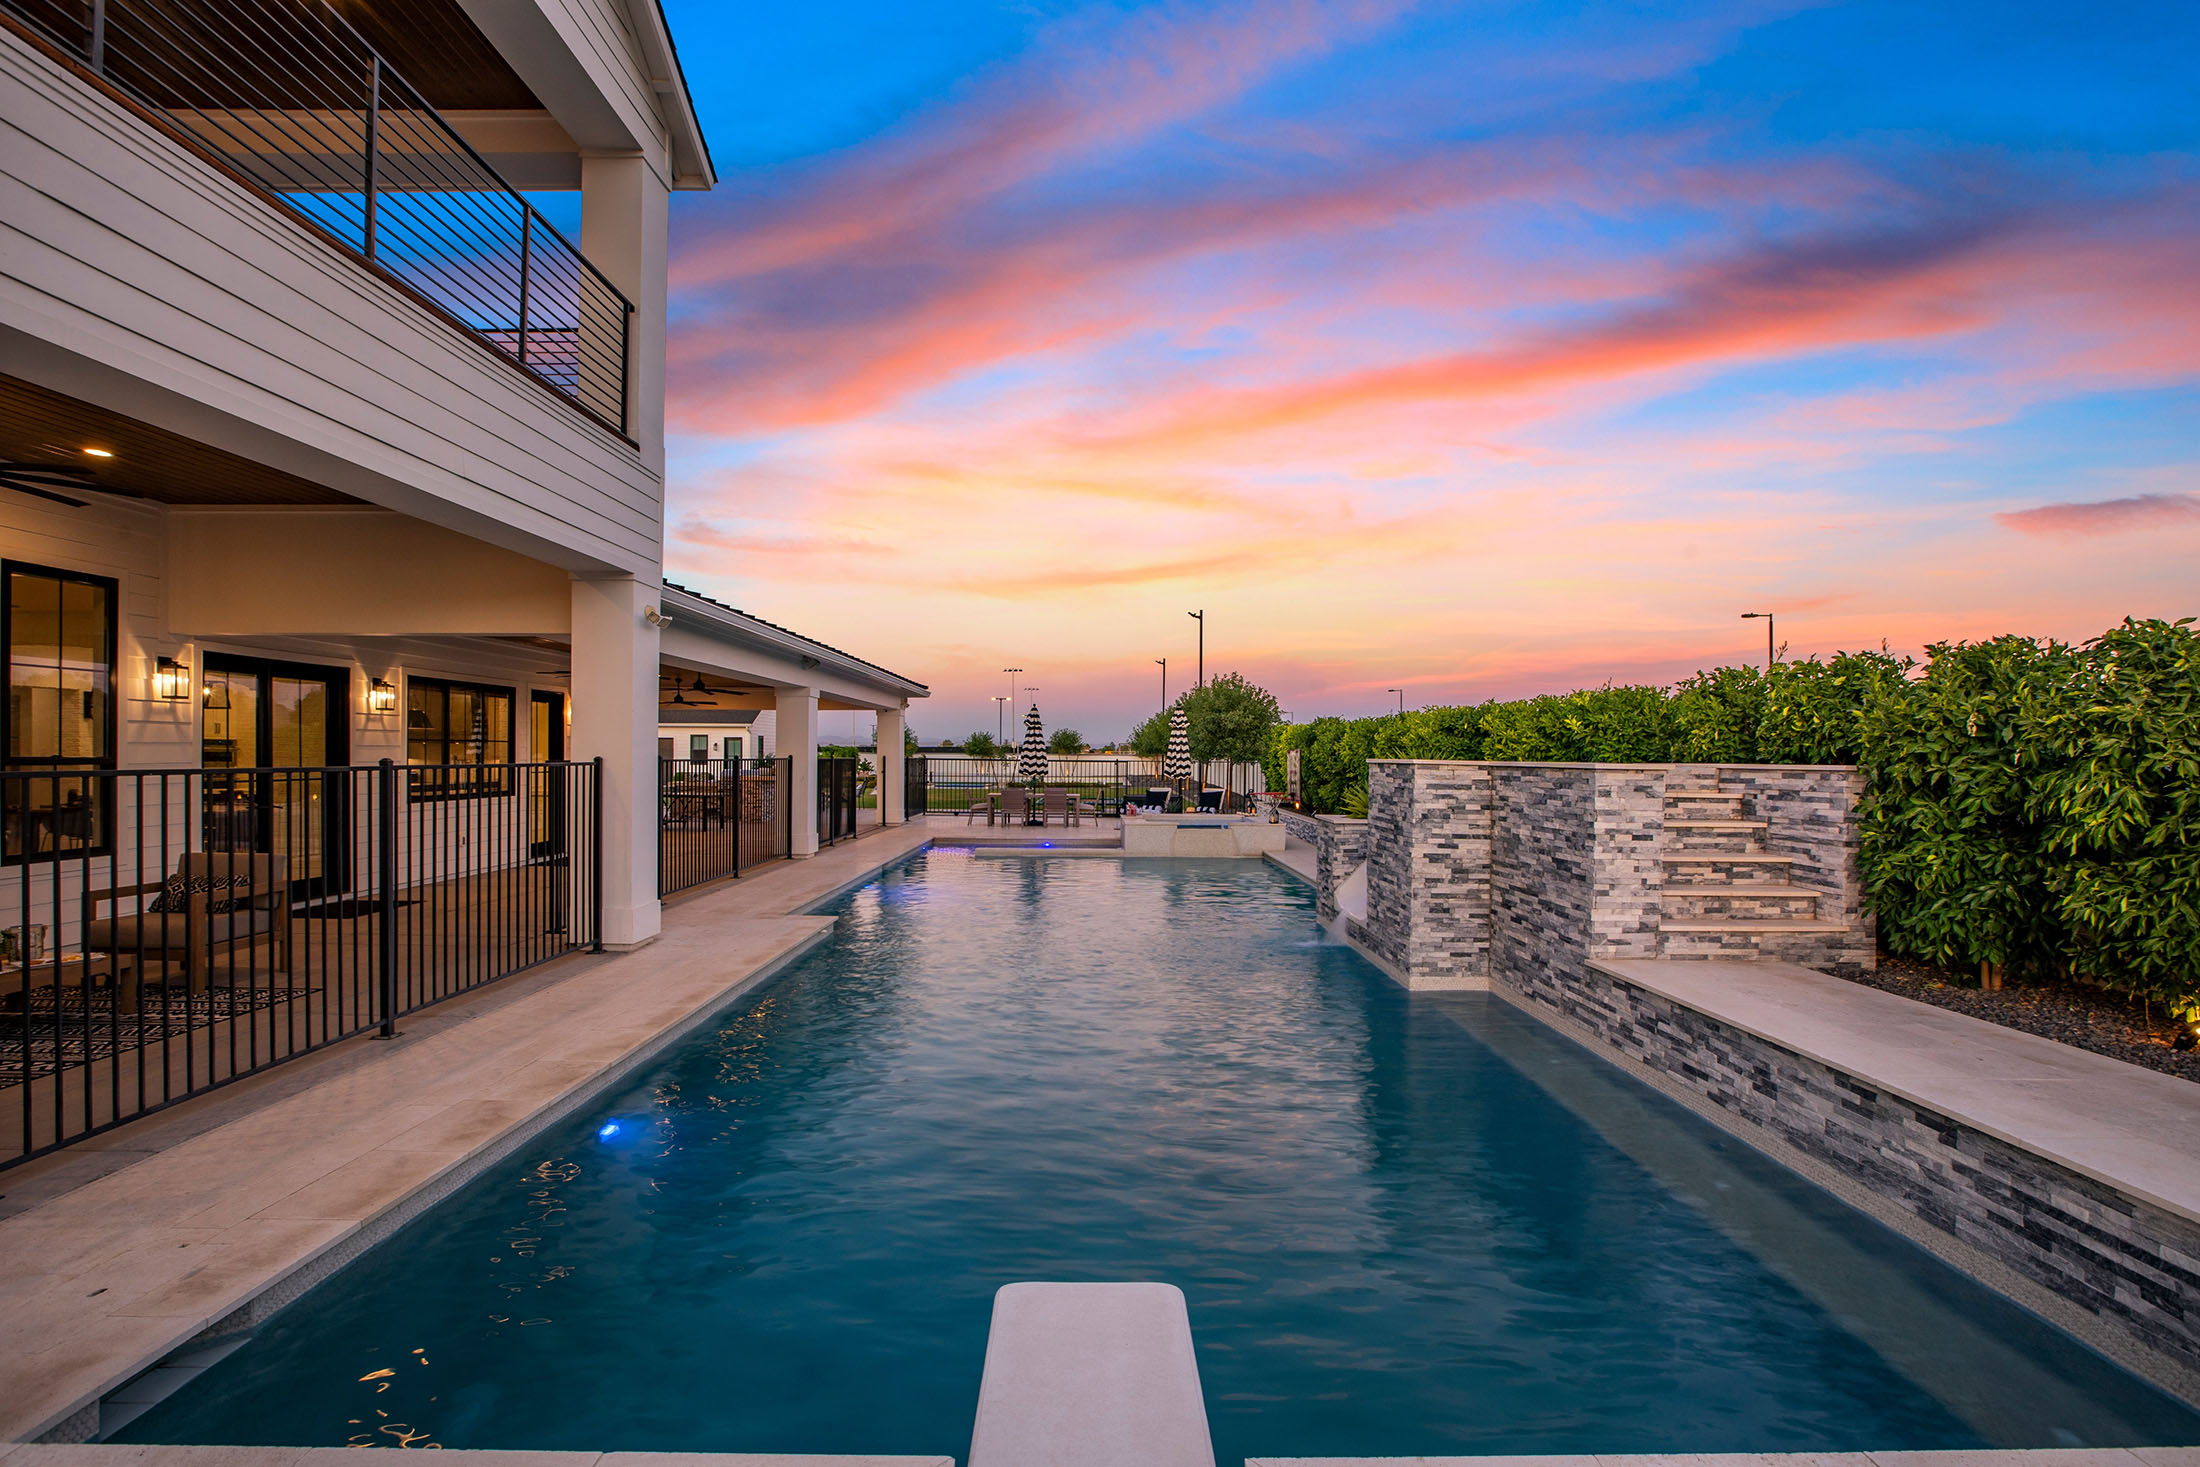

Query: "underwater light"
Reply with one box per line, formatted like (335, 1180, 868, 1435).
(597, 1121, 622, 1140)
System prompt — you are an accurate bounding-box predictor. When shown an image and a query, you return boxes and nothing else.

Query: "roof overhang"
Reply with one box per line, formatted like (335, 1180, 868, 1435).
(625, 0, 714, 190)
(659, 583, 928, 707)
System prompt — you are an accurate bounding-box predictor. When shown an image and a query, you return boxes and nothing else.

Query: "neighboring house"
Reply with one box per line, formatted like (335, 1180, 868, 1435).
(0, 0, 924, 1163)
(660, 710, 761, 764)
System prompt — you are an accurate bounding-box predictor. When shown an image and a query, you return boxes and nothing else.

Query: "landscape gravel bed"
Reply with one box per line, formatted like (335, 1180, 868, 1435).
(1842, 957, 2199, 1084)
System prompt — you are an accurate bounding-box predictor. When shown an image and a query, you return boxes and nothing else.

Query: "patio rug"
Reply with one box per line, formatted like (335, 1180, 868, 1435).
(0, 984, 317, 1084)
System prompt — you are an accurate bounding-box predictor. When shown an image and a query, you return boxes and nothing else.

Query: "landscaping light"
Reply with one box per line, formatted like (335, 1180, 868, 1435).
(368, 678, 398, 714)
(153, 655, 188, 702)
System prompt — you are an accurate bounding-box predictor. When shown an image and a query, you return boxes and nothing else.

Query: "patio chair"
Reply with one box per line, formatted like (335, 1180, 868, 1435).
(1196, 789, 1223, 813)
(82, 851, 290, 993)
(1038, 787, 1071, 826)
(991, 788, 1033, 827)
(963, 789, 1004, 826)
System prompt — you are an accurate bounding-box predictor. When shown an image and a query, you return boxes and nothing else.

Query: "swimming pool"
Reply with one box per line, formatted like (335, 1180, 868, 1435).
(122, 851, 2200, 1460)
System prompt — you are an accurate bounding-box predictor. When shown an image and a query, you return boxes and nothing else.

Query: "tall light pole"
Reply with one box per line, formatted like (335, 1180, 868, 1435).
(1387, 688, 1405, 716)
(1740, 612, 1775, 668)
(1187, 610, 1203, 688)
(991, 695, 1008, 743)
(1155, 657, 1166, 711)
(1003, 666, 1023, 711)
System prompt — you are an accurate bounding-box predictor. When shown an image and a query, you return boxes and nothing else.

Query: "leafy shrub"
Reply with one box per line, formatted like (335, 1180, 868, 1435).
(1261, 621, 2197, 1016)
(1668, 666, 1764, 763)
(2029, 618, 2200, 1017)
(1856, 635, 2071, 978)
(1758, 650, 1912, 764)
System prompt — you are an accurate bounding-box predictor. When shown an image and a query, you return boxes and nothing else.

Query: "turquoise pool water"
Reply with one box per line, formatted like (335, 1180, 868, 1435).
(125, 852, 2200, 1460)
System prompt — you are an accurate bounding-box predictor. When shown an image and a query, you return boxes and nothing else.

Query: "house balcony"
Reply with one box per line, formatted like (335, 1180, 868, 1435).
(1, 0, 632, 435)
(1, 0, 669, 581)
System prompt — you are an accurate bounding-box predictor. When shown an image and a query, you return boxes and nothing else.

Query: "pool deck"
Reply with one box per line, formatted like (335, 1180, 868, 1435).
(0, 1444, 2190, 1467)
(0, 825, 933, 1445)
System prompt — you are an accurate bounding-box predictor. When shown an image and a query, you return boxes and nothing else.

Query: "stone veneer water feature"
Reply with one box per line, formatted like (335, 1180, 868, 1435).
(1316, 760, 2200, 1405)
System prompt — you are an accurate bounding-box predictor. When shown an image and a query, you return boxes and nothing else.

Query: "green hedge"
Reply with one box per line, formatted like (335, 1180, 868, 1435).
(1264, 619, 2198, 1016)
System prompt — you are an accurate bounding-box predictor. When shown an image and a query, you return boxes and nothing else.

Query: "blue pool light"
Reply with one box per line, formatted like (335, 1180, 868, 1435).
(596, 1121, 622, 1141)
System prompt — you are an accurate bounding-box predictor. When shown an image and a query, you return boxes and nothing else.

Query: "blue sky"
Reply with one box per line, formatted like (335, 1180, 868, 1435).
(655, 0, 2200, 743)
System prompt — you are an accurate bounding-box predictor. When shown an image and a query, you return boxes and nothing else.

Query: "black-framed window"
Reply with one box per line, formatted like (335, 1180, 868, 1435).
(407, 677, 514, 797)
(690, 734, 709, 762)
(3, 562, 118, 861)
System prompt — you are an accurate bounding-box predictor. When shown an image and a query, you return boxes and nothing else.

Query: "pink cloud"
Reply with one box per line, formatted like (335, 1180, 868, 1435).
(1995, 493, 2200, 537)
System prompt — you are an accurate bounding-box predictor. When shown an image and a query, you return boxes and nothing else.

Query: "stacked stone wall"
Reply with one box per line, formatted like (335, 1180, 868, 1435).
(1717, 765, 1877, 976)
(1587, 767, 1666, 961)
(1358, 762, 1493, 984)
(1311, 815, 1367, 928)
(1499, 961, 2200, 1384)
(1487, 765, 1594, 994)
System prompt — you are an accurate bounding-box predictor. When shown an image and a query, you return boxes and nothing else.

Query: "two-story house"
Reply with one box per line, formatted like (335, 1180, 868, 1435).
(0, 0, 924, 1165)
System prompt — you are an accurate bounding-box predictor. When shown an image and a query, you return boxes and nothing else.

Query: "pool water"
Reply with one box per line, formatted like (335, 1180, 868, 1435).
(124, 852, 2200, 1460)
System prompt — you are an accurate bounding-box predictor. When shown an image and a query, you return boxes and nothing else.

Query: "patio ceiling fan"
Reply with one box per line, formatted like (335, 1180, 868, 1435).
(0, 462, 102, 508)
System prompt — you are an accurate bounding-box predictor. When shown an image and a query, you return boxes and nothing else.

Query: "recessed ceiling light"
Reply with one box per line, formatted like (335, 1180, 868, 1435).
(81, 447, 113, 458)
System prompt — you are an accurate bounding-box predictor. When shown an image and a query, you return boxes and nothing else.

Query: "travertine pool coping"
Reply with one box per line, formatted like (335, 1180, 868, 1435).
(1588, 958, 2200, 1227)
(0, 827, 935, 1445)
(1252, 1453, 2200, 1467)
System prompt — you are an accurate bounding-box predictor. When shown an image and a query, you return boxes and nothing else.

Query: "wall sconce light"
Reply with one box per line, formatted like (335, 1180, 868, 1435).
(368, 677, 398, 714)
(154, 655, 189, 702)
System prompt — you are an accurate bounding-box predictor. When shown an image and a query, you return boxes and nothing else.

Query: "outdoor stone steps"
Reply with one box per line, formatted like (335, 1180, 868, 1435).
(1662, 852, 1796, 865)
(1662, 891, 1822, 921)
(1656, 778, 1841, 954)
(1659, 918, 1848, 934)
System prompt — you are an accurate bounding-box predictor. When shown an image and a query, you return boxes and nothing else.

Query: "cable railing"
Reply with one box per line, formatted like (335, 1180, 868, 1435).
(2, 0, 633, 434)
(0, 759, 602, 1168)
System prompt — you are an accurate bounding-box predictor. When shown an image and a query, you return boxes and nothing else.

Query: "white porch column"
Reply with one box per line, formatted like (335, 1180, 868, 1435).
(876, 707, 906, 826)
(778, 687, 821, 857)
(570, 576, 662, 948)
(581, 153, 670, 470)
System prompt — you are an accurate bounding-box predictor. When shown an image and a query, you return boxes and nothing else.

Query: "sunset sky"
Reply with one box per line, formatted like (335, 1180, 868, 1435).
(655, 0, 2200, 746)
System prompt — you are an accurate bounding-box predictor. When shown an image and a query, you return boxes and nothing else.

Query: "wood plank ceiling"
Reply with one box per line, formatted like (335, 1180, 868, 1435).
(0, 373, 361, 506)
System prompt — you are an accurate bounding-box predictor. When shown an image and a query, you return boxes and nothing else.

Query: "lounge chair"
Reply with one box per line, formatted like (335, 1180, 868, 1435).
(82, 851, 290, 992)
(1196, 789, 1223, 813)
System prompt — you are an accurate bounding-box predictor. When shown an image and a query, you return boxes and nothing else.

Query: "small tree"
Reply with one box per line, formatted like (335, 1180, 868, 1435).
(1179, 673, 1282, 805)
(963, 731, 1002, 759)
(1048, 728, 1086, 755)
(1128, 709, 1170, 757)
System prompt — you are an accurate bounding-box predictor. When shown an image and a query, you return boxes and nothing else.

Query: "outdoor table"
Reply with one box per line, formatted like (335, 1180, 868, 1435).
(2, 952, 138, 1015)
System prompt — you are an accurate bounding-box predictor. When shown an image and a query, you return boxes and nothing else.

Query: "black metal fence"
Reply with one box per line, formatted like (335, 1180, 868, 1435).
(1, 759, 600, 1168)
(1, 0, 634, 433)
(818, 756, 860, 847)
(911, 756, 1265, 814)
(657, 756, 791, 897)
(904, 754, 929, 817)
(915, 757, 1149, 815)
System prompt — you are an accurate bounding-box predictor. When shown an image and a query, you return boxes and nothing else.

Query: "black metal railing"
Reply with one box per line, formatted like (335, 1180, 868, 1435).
(1, 759, 600, 1168)
(2, 0, 634, 433)
(911, 756, 1267, 814)
(904, 754, 928, 817)
(657, 756, 789, 897)
(818, 756, 860, 847)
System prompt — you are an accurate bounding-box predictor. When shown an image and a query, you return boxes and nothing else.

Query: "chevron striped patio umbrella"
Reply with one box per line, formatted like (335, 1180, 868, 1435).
(1016, 704, 1050, 783)
(1163, 706, 1192, 785)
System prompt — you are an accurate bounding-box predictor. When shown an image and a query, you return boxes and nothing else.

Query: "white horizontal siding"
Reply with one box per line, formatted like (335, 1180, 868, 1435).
(0, 27, 663, 577)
